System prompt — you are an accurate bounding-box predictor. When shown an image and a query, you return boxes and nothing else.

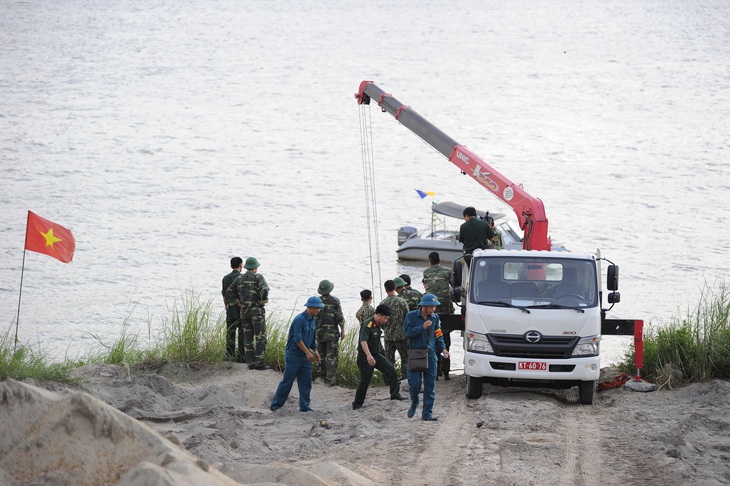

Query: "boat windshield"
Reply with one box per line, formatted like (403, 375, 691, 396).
(470, 256, 598, 308)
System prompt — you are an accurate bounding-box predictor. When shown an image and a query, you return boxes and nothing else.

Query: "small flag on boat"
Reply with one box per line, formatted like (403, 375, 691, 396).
(24, 211, 76, 263)
(415, 189, 435, 199)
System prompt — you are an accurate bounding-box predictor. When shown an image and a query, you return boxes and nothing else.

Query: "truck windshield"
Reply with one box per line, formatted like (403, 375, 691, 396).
(470, 256, 598, 308)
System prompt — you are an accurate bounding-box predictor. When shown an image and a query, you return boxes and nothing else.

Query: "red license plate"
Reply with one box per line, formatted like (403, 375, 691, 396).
(518, 361, 547, 371)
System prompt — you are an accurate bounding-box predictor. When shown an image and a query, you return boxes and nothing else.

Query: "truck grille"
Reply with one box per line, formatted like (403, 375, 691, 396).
(488, 333, 579, 359)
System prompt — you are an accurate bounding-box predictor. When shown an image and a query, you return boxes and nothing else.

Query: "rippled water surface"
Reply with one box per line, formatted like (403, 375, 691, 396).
(1, 0, 728, 360)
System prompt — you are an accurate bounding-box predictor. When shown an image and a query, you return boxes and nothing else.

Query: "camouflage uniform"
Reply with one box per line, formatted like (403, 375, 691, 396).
(226, 270, 269, 368)
(316, 293, 345, 385)
(492, 227, 504, 250)
(422, 264, 454, 378)
(355, 303, 375, 325)
(399, 287, 423, 312)
(379, 295, 410, 380)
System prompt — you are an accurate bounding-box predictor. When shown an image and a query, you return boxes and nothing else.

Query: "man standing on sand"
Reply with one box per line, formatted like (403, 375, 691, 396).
(404, 293, 450, 421)
(222, 257, 244, 363)
(422, 252, 454, 380)
(459, 206, 494, 267)
(352, 304, 407, 410)
(270, 296, 323, 412)
(315, 279, 346, 385)
(380, 279, 410, 380)
(226, 257, 270, 370)
(396, 274, 422, 312)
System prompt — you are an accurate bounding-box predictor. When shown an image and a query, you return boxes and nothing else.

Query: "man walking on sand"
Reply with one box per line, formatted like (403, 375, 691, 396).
(352, 304, 407, 410)
(270, 296, 324, 412)
(404, 293, 450, 421)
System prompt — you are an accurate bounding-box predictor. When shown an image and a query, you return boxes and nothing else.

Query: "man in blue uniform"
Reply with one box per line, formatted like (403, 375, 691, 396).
(403, 293, 450, 421)
(270, 296, 324, 412)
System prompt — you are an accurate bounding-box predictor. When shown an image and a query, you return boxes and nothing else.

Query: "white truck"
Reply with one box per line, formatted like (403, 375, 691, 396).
(462, 249, 620, 404)
(356, 81, 634, 404)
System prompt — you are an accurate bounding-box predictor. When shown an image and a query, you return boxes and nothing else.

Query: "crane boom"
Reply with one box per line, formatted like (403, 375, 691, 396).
(356, 80, 552, 251)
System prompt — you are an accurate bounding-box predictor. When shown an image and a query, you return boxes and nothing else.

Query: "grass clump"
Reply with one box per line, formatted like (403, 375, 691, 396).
(0, 327, 76, 383)
(82, 291, 228, 370)
(157, 291, 226, 364)
(620, 280, 730, 387)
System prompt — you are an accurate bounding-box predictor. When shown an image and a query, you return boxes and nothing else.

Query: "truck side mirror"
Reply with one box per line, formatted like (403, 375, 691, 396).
(608, 291, 621, 304)
(607, 264, 619, 291)
(451, 258, 464, 288)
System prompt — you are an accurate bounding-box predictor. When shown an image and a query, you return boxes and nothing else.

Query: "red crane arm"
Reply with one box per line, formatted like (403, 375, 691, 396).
(356, 80, 551, 251)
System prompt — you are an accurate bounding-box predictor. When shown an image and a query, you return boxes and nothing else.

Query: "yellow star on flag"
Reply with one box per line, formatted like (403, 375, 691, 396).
(41, 227, 63, 248)
(25, 211, 76, 263)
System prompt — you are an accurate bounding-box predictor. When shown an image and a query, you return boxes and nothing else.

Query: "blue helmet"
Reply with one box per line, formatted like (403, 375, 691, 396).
(304, 296, 325, 308)
(418, 293, 441, 306)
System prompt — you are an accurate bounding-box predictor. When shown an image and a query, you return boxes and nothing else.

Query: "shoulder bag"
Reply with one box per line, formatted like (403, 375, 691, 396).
(407, 315, 434, 372)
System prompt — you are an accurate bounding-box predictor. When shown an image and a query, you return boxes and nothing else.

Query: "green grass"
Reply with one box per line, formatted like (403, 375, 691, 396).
(1, 291, 387, 390)
(620, 280, 730, 387)
(0, 327, 76, 383)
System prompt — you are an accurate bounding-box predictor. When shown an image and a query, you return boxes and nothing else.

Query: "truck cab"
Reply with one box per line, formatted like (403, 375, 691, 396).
(463, 249, 609, 404)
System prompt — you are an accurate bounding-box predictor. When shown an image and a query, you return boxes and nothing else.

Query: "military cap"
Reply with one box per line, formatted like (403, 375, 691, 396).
(317, 279, 334, 295)
(244, 257, 260, 269)
(393, 277, 408, 288)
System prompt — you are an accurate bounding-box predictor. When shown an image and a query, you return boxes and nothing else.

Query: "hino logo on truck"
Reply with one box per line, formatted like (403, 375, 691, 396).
(524, 331, 542, 343)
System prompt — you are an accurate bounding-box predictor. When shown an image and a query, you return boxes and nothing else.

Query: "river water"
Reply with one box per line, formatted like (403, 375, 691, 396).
(1, 0, 728, 362)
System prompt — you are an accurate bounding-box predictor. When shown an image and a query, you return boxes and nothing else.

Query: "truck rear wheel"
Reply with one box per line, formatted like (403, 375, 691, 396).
(578, 380, 596, 405)
(466, 374, 482, 399)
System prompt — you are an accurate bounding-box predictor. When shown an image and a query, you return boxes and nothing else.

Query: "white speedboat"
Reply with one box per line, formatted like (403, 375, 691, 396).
(396, 201, 560, 262)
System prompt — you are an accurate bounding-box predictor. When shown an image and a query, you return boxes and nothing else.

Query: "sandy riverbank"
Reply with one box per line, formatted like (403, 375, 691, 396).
(2, 363, 729, 485)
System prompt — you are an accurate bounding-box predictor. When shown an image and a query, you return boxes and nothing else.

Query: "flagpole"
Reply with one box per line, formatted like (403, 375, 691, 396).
(14, 250, 27, 353)
(15, 211, 31, 353)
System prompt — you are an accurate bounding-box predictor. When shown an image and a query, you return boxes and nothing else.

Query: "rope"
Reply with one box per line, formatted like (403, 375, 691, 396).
(358, 104, 383, 301)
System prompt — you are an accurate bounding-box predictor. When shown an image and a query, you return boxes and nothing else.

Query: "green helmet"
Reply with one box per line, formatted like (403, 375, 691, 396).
(244, 257, 260, 270)
(317, 279, 334, 295)
(393, 277, 407, 288)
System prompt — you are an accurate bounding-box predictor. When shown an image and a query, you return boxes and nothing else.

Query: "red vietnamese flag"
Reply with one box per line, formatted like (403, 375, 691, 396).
(24, 211, 76, 263)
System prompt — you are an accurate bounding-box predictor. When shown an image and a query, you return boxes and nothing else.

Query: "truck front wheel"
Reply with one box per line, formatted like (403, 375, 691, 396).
(466, 374, 483, 399)
(578, 380, 596, 405)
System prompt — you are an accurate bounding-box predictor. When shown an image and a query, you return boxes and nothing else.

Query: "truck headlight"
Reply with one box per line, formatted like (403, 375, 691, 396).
(467, 332, 494, 354)
(572, 335, 600, 356)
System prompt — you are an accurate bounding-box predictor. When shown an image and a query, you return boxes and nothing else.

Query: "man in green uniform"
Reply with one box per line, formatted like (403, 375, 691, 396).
(379, 279, 410, 380)
(396, 274, 423, 311)
(222, 256, 243, 362)
(352, 304, 407, 410)
(315, 279, 345, 385)
(459, 206, 494, 266)
(422, 252, 454, 380)
(226, 257, 269, 370)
